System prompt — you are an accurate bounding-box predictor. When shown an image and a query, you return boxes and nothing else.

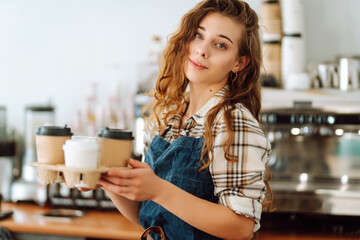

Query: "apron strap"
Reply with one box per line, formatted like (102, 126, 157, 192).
(141, 226, 168, 240)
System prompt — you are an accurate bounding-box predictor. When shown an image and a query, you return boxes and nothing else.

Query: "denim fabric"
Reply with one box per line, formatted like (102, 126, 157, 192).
(0, 226, 13, 240)
(139, 136, 222, 240)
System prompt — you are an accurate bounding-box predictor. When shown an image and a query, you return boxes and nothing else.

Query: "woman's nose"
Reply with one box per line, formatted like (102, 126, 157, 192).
(196, 42, 209, 58)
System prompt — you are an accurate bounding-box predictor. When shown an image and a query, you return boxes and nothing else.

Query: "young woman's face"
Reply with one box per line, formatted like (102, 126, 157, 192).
(184, 12, 245, 88)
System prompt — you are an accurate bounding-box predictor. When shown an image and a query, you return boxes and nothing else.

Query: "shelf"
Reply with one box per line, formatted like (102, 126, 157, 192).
(262, 88, 360, 111)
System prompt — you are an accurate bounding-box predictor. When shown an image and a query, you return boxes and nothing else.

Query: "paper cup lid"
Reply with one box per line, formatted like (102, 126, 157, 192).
(97, 127, 134, 140)
(36, 125, 73, 136)
(63, 137, 98, 150)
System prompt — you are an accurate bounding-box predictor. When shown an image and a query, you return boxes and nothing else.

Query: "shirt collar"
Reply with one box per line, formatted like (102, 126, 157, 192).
(168, 86, 228, 128)
(191, 86, 227, 125)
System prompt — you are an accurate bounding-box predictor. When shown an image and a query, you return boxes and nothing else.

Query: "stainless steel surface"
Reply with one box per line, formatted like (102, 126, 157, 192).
(269, 135, 360, 180)
(0, 157, 13, 201)
(270, 180, 360, 216)
(261, 106, 360, 216)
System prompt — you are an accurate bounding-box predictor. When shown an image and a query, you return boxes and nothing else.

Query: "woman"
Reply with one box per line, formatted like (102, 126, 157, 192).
(98, 0, 271, 239)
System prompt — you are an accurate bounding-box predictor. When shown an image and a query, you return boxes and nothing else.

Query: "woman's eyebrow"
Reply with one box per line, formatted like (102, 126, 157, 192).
(198, 26, 234, 44)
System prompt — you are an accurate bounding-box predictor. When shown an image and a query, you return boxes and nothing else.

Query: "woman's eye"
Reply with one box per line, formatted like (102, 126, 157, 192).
(195, 33, 203, 39)
(217, 43, 227, 49)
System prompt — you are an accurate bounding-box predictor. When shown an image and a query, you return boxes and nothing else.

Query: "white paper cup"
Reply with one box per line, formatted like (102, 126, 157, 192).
(63, 136, 99, 169)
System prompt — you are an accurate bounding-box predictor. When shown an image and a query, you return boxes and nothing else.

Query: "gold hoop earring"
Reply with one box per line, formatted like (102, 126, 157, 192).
(232, 72, 238, 82)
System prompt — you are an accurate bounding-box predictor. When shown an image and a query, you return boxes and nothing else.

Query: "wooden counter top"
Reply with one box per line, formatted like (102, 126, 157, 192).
(0, 202, 143, 240)
(1, 203, 358, 240)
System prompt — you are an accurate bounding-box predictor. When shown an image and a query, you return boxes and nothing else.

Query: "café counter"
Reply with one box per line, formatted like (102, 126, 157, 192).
(0, 202, 143, 240)
(0, 203, 358, 240)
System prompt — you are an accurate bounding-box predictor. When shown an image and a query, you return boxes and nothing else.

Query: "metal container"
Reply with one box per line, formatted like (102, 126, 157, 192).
(317, 62, 339, 88)
(338, 56, 360, 91)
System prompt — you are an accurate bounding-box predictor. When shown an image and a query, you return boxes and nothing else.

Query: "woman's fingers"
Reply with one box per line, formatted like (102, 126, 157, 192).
(106, 168, 136, 178)
(101, 175, 120, 184)
(99, 178, 131, 195)
(101, 175, 133, 187)
(99, 160, 157, 201)
(105, 159, 150, 178)
(128, 159, 148, 168)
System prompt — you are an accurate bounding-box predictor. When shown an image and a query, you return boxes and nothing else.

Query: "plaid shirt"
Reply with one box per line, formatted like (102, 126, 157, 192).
(144, 87, 271, 232)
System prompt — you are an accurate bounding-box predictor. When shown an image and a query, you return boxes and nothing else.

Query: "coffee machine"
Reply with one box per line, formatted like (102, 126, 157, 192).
(261, 104, 360, 216)
(0, 106, 17, 202)
(258, 102, 360, 236)
(11, 105, 55, 203)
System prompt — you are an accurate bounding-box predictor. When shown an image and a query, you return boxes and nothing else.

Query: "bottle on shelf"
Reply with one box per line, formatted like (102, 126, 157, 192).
(83, 82, 98, 136)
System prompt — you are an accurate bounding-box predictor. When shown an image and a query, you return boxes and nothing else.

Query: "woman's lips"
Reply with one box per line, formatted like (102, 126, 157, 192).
(189, 58, 208, 70)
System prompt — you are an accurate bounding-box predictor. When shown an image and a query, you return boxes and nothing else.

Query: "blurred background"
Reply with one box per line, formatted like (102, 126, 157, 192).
(0, 1, 360, 239)
(1, 0, 360, 133)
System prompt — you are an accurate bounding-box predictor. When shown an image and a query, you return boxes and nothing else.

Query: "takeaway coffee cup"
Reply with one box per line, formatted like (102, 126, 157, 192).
(63, 136, 99, 169)
(97, 127, 134, 167)
(36, 125, 73, 165)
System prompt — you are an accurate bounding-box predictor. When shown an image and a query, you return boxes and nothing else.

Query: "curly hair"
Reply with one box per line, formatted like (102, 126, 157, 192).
(145, 0, 272, 210)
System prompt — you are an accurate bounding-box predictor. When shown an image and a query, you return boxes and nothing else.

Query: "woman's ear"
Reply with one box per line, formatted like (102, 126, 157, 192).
(232, 56, 250, 73)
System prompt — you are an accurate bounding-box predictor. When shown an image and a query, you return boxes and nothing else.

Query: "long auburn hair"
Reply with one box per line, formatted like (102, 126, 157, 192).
(145, 0, 272, 210)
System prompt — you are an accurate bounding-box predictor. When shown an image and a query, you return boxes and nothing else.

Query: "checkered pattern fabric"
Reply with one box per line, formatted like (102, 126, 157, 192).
(144, 87, 271, 232)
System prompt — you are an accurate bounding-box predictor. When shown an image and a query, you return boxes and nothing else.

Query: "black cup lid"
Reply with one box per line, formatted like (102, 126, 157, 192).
(36, 125, 73, 136)
(97, 127, 134, 140)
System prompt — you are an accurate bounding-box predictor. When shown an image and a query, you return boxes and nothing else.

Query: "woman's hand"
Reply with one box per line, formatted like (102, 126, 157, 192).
(99, 159, 164, 201)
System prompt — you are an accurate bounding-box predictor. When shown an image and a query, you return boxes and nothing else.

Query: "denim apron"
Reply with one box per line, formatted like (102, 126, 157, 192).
(139, 135, 222, 240)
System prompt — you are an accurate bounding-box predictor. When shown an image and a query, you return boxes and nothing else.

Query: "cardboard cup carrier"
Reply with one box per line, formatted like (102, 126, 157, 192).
(30, 126, 134, 188)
